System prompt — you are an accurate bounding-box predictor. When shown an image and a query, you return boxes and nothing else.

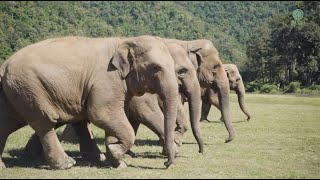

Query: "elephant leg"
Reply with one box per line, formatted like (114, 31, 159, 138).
(72, 121, 106, 162)
(131, 122, 140, 137)
(0, 117, 26, 169)
(208, 93, 224, 122)
(125, 117, 140, 158)
(29, 120, 76, 170)
(23, 122, 66, 160)
(25, 121, 105, 163)
(139, 109, 165, 145)
(174, 103, 188, 147)
(138, 111, 166, 156)
(138, 110, 180, 156)
(201, 98, 212, 122)
(89, 111, 135, 168)
(60, 123, 78, 144)
(212, 102, 224, 122)
(128, 115, 141, 136)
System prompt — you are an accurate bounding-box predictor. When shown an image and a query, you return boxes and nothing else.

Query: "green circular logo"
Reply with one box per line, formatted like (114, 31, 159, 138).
(292, 9, 304, 21)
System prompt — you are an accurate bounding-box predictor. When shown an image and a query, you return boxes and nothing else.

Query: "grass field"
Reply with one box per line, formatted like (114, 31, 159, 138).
(0, 93, 319, 178)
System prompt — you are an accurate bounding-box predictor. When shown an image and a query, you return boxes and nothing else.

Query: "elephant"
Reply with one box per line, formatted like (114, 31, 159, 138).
(164, 39, 235, 143)
(128, 42, 203, 153)
(23, 38, 236, 164)
(23, 42, 204, 162)
(200, 64, 251, 122)
(0, 35, 179, 170)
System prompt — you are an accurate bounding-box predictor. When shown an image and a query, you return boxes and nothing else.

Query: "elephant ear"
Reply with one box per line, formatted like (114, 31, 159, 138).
(224, 66, 234, 79)
(111, 41, 143, 79)
(224, 66, 230, 75)
(225, 68, 231, 79)
(188, 48, 203, 69)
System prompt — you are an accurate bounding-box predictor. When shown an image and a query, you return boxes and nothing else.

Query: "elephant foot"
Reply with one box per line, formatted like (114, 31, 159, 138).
(174, 138, 183, 147)
(200, 119, 212, 123)
(108, 144, 126, 161)
(49, 155, 76, 170)
(0, 162, 6, 169)
(116, 160, 127, 168)
(104, 157, 127, 168)
(82, 152, 106, 162)
(99, 153, 106, 161)
(104, 144, 128, 168)
(174, 132, 184, 147)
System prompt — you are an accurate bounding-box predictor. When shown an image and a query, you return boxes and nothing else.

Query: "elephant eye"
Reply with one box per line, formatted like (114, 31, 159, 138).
(177, 68, 188, 77)
(213, 64, 220, 69)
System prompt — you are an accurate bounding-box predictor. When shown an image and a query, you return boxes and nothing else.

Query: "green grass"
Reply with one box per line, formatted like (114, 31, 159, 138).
(1, 94, 320, 178)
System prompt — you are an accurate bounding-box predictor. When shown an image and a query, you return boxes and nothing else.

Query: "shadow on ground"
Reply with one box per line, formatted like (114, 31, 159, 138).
(5, 149, 107, 169)
(127, 164, 167, 170)
(201, 120, 248, 124)
(84, 137, 162, 147)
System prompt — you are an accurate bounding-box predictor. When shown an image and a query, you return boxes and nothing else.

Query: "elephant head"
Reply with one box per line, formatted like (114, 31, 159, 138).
(224, 64, 251, 121)
(111, 36, 179, 167)
(166, 43, 203, 153)
(165, 39, 235, 143)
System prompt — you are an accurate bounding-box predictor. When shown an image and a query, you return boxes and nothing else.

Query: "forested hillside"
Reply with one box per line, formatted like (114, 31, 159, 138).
(1, 1, 319, 92)
(244, 1, 320, 92)
(0, 1, 291, 64)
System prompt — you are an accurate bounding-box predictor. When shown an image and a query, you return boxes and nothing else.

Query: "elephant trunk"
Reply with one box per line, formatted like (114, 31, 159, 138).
(215, 69, 235, 143)
(184, 78, 204, 153)
(236, 81, 251, 121)
(157, 71, 179, 168)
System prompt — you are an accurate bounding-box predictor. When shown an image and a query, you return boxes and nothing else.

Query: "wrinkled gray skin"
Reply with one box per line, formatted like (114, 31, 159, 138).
(64, 39, 235, 158)
(24, 42, 204, 162)
(164, 39, 235, 143)
(59, 39, 235, 148)
(201, 64, 251, 122)
(24, 38, 236, 164)
(128, 42, 203, 153)
(0, 35, 179, 170)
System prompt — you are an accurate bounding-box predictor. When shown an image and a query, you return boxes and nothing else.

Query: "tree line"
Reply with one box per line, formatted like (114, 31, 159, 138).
(1, 1, 318, 93)
(243, 1, 320, 93)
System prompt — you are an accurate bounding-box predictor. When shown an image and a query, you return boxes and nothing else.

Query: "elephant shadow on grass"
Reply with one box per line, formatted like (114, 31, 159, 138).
(93, 137, 163, 147)
(5, 148, 184, 170)
(202, 120, 248, 124)
(5, 143, 180, 169)
(95, 138, 190, 157)
(4, 135, 189, 169)
(4, 149, 48, 169)
(5, 149, 106, 169)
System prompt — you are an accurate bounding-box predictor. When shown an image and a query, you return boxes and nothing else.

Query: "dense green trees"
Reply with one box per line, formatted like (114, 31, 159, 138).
(0, 1, 291, 63)
(244, 1, 320, 91)
(1, 1, 318, 91)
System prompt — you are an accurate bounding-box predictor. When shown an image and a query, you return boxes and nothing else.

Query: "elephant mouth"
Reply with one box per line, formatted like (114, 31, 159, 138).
(199, 79, 214, 88)
(134, 91, 146, 97)
(135, 84, 156, 96)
